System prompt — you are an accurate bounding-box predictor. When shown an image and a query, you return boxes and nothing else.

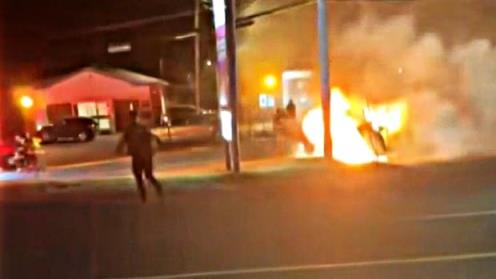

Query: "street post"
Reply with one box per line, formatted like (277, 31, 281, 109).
(212, 0, 241, 172)
(194, 0, 202, 111)
(317, 0, 332, 158)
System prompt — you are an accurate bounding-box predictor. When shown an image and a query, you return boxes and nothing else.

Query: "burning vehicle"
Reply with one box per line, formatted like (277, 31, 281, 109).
(295, 88, 408, 165)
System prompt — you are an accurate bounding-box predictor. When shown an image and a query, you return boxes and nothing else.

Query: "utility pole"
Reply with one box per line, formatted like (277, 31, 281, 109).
(212, 0, 241, 173)
(317, 0, 332, 158)
(194, 0, 202, 111)
(159, 57, 165, 79)
(226, 0, 241, 172)
(0, 2, 6, 142)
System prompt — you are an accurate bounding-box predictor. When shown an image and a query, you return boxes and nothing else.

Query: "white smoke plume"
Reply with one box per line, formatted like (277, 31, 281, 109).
(238, 2, 496, 163)
(331, 14, 496, 162)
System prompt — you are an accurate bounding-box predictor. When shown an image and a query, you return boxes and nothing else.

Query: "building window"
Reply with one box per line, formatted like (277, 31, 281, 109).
(77, 102, 98, 117)
(77, 102, 109, 117)
(97, 102, 109, 116)
(77, 102, 111, 131)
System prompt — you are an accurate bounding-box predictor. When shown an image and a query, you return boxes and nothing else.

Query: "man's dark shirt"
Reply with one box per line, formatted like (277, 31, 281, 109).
(122, 122, 154, 157)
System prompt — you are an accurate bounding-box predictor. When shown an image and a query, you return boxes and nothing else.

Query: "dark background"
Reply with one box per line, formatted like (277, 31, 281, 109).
(4, 0, 496, 83)
(3, 0, 199, 83)
(0, 0, 258, 139)
(3, 0, 496, 137)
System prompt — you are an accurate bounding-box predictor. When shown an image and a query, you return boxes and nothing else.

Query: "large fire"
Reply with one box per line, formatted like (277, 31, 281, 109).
(297, 88, 408, 165)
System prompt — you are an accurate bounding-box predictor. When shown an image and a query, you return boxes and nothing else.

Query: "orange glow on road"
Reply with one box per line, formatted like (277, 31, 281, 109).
(298, 88, 408, 165)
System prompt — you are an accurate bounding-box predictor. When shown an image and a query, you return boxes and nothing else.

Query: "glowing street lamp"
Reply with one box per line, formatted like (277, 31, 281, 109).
(19, 95, 34, 109)
(263, 74, 278, 90)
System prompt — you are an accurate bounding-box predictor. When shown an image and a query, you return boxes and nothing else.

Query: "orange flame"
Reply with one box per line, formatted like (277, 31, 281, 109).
(297, 88, 407, 165)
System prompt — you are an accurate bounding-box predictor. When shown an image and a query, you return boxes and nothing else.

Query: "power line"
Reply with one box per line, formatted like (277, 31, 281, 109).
(51, 0, 416, 40)
(50, 10, 195, 40)
(237, 0, 416, 23)
(238, 0, 314, 22)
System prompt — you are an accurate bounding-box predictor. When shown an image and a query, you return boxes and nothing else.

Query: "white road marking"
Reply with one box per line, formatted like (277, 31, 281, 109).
(114, 251, 496, 279)
(48, 157, 130, 171)
(412, 210, 496, 221)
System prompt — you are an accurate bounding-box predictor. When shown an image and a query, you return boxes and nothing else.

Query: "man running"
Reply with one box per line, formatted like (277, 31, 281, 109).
(116, 110, 163, 202)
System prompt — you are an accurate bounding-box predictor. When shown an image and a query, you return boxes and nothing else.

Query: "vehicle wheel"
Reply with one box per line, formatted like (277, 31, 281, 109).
(2, 155, 16, 171)
(41, 131, 53, 143)
(77, 131, 89, 142)
(86, 131, 96, 141)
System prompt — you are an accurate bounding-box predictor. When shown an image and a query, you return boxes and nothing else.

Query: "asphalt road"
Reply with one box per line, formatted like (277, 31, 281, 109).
(41, 133, 281, 168)
(1, 157, 496, 278)
(0, 134, 282, 183)
(40, 134, 220, 167)
(40, 134, 124, 167)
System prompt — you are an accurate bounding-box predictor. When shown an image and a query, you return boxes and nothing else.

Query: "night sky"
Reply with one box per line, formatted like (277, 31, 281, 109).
(0, 0, 260, 114)
(2, 0, 198, 81)
(2, 0, 258, 82)
(5, 0, 496, 83)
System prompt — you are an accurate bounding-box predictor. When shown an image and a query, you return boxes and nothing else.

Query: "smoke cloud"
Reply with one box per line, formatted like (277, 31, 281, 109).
(238, 1, 496, 163)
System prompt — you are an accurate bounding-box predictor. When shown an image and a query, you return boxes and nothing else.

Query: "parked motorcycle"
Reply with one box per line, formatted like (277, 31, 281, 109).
(6, 134, 41, 172)
(0, 142, 16, 171)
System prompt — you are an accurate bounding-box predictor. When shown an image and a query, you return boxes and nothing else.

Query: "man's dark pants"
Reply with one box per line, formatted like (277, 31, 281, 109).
(131, 154, 162, 202)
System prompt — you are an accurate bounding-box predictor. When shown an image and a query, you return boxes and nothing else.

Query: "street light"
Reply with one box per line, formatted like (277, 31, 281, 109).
(263, 74, 278, 90)
(19, 96, 34, 109)
(17, 95, 35, 134)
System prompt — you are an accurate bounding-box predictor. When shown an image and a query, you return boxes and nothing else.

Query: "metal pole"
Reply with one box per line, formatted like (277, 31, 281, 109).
(0, 2, 5, 142)
(194, 0, 201, 111)
(159, 57, 164, 79)
(0, 89, 5, 141)
(226, 0, 241, 172)
(317, 0, 332, 158)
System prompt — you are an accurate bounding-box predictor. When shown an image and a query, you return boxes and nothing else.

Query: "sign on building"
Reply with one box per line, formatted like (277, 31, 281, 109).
(259, 94, 275, 108)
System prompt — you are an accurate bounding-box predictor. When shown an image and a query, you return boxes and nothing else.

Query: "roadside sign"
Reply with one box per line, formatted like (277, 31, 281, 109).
(259, 94, 275, 108)
(107, 42, 131, 54)
(259, 94, 267, 108)
(213, 0, 230, 137)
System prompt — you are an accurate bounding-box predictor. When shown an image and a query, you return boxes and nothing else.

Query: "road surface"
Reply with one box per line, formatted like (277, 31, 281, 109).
(1, 135, 281, 183)
(1, 157, 496, 278)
